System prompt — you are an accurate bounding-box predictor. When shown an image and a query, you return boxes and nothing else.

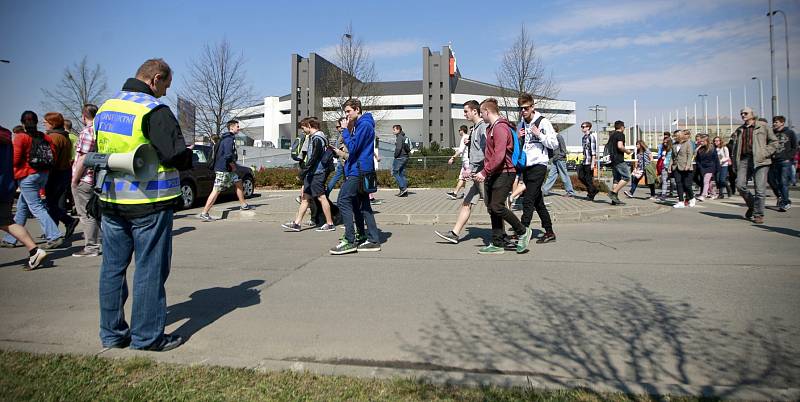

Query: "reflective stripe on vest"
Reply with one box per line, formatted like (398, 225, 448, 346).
(96, 91, 180, 205)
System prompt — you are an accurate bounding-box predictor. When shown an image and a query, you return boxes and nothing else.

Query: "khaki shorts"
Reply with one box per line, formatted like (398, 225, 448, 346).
(462, 180, 485, 206)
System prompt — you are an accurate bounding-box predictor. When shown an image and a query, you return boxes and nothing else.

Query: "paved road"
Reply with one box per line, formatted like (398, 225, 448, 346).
(0, 190, 798, 400)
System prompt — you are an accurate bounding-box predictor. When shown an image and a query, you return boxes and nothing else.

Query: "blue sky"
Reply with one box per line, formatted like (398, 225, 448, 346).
(1, 0, 798, 145)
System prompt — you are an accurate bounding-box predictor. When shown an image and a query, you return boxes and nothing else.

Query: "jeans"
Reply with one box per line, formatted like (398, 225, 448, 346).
(2, 173, 62, 244)
(72, 182, 100, 253)
(660, 170, 671, 196)
(717, 166, 730, 196)
(577, 164, 596, 196)
(675, 170, 694, 202)
(542, 159, 575, 195)
(326, 162, 344, 197)
(520, 164, 553, 232)
(630, 174, 656, 197)
(45, 169, 75, 227)
(700, 172, 715, 197)
(485, 172, 525, 246)
(768, 160, 793, 206)
(736, 157, 768, 217)
(99, 208, 173, 349)
(337, 176, 379, 244)
(392, 157, 408, 191)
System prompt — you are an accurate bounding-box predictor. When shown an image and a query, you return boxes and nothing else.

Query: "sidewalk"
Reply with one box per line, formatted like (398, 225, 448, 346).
(211, 187, 670, 225)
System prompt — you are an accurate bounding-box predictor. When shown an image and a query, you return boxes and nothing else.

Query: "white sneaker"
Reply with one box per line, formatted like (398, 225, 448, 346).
(673, 202, 686, 209)
(696, 196, 705, 202)
(26, 248, 47, 270)
(689, 198, 696, 207)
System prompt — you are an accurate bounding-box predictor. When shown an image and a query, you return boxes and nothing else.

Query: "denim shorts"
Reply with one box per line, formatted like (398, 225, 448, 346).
(612, 162, 631, 182)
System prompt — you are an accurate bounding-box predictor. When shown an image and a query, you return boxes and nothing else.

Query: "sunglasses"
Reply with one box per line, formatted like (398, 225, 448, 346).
(740, 112, 750, 116)
(520, 105, 533, 111)
(581, 125, 589, 129)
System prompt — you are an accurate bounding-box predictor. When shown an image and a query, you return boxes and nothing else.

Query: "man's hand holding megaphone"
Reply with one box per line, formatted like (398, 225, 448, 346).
(84, 144, 160, 187)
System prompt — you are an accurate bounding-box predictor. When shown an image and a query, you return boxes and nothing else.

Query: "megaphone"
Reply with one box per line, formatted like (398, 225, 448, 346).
(84, 144, 159, 180)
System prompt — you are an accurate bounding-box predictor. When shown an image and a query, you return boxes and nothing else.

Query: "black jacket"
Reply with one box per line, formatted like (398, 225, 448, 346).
(101, 78, 193, 218)
(394, 132, 410, 159)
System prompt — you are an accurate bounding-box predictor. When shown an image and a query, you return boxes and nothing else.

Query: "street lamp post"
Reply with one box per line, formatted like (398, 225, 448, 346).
(752, 77, 765, 118)
(769, 9, 791, 127)
(768, 0, 777, 119)
(588, 104, 606, 175)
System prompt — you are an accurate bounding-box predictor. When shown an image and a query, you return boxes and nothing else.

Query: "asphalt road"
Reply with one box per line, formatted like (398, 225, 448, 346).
(0, 192, 798, 400)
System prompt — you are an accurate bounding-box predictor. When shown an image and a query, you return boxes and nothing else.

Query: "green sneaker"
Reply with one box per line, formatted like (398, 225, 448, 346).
(355, 233, 367, 246)
(516, 227, 532, 253)
(330, 239, 357, 255)
(478, 244, 505, 255)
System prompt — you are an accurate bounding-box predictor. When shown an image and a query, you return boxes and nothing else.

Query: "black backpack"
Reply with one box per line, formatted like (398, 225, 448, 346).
(28, 132, 55, 170)
(313, 133, 335, 173)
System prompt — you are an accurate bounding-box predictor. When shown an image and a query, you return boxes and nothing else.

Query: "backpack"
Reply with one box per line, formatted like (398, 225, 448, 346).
(513, 116, 545, 169)
(312, 133, 335, 173)
(28, 132, 55, 170)
(290, 136, 304, 162)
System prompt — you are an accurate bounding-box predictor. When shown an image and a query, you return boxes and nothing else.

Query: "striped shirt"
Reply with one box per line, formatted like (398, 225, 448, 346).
(581, 132, 597, 165)
(74, 125, 96, 185)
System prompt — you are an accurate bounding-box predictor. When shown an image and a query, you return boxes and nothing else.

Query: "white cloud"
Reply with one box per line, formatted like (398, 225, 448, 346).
(317, 39, 423, 60)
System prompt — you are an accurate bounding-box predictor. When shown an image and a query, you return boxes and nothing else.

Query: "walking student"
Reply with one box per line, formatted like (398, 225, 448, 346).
(516, 93, 558, 244)
(713, 136, 732, 199)
(392, 124, 410, 197)
(607, 120, 633, 205)
(657, 138, 673, 201)
(96, 58, 193, 351)
(1, 111, 64, 250)
(329, 99, 381, 255)
(446, 125, 470, 200)
(671, 129, 696, 208)
(0, 125, 48, 269)
(473, 98, 532, 255)
(625, 140, 656, 200)
(542, 127, 575, 197)
(694, 134, 720, 201)
(434, 100, 486, 244)
(326, 118, 348, 197)
(282, 117, 336, 232)
(43, 112, 79, 239)
(729, 107, 778, 223)
(767, 116, 796, 211)
(70, 104, 102, 257)
(198, 120, 251, 221)
(577, 122, 598, 201)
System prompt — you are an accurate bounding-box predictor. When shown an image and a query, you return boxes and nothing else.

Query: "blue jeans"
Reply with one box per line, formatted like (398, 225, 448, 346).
(326, 162, 344, 197)
(392, 157, 408, 191)
(337, 176, 379, 244)
(768, 160, 793, 206)
(2, 173, 62, 244)
(99, 208, 173, 349)
(542, 159, 575, 195)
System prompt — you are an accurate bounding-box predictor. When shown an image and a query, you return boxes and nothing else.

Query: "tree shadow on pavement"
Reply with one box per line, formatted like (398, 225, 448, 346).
(167, 279, 265, 341)
(171, 226, 196, 237)
(752, 224, 800, 238)
(400, 278, 799, 399)
(699, 212, 745, 220)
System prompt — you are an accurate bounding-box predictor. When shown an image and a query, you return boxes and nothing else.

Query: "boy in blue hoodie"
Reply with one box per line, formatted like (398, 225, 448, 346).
(330, 99, 381, 255)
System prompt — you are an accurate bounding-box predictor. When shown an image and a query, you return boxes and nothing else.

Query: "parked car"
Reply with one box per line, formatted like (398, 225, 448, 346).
(179, 144, 255, 209)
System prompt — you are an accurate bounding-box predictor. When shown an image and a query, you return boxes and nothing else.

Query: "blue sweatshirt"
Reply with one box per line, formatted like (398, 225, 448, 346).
(213, 132, 235, 172)
(343, 113, 375, 177)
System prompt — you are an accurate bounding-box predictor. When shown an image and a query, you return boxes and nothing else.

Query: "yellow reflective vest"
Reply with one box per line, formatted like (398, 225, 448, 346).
(95, 91, 180, 205)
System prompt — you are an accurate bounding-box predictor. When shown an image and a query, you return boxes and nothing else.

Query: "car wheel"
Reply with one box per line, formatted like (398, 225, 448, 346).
(242, 176, 255, 198)
(180, 180, 196, 209)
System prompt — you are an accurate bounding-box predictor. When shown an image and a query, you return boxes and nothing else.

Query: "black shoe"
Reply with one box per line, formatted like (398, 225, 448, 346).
(139, 334, 183, 352)
(398, 189, 409, 197)
(104, 337, 131, 349)
(434, 230, 459, 244)
(536, 232, 557, 244)
(745, 206, 754, 220)
(64, 219, 79, 239)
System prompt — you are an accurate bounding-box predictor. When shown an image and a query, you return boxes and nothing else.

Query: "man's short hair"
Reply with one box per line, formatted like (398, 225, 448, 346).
(135, 58, 172, 81)
(342, 98, 361, 112)
(773, 115, 785, 123)
(20, 110, 38, 125)
(463, 100, 480, 112)
(459, 125, 468, 133)
(582, 121, 592, 129)
(614, 120, 625, 130)
(12, 125, 25, 134)
(64, 119, 72, 130)
(517, 93, 534, 106)
(299, 116, 321, 130)
(480, 98, 499, 114)
(82, 104, 98, 120)
(392, 124, 402, 131)
(227, 119, 239, 129)
(44, 112, 65, 129)
(757, 117, 768, 123)
(740, 106, 753, 115)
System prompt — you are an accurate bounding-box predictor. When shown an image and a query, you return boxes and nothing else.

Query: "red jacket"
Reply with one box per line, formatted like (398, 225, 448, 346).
(481, 117, 516, 177)
(12, 131, 55, 180)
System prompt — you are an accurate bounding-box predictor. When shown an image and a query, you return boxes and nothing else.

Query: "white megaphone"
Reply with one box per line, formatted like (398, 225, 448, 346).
(84, 144, 159, 180)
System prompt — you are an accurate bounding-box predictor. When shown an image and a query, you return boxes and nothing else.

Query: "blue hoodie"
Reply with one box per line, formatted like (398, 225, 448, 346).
(213, 132, 235, 172)
(343, 112, 375, 177)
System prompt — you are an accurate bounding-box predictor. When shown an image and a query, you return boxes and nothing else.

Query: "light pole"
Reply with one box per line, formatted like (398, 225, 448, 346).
(699, 94, 708, 133)
(768, 9, 791, 127)
(752, 77, 765, 118)
(588, 105, 606, 174)
(768, 0, 777, 119)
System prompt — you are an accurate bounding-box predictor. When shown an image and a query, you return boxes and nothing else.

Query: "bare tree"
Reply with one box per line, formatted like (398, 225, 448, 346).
(41, 56, 108, 128)
(179, 38, 255, 139)
(496, 24, 559, 121)
(320, 23, 384, 131)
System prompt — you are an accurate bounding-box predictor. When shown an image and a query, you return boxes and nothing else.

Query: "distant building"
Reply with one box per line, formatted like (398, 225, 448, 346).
(236, 46, 576, 149)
